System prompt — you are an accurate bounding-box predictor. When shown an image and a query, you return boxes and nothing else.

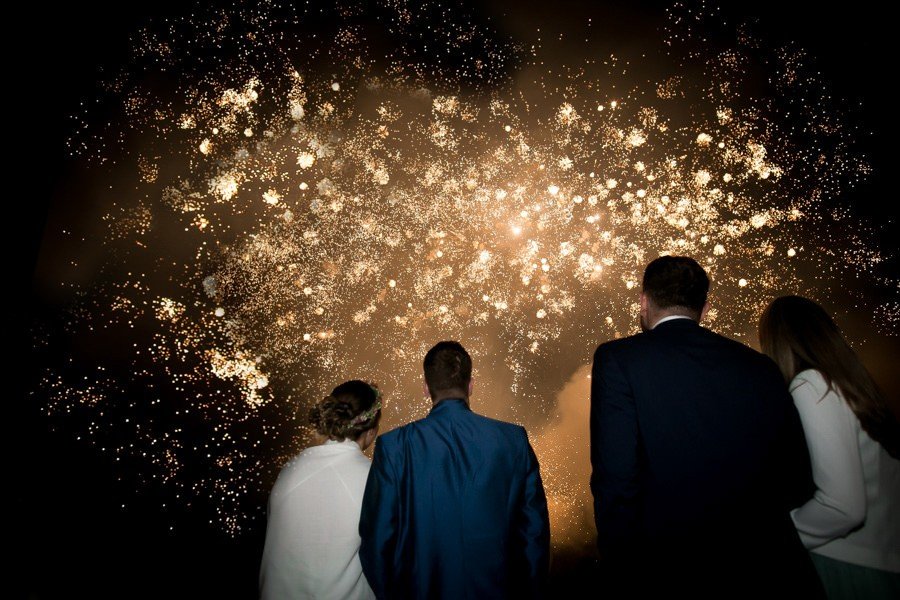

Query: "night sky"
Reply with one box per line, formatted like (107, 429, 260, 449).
(17, 2, 898, 598)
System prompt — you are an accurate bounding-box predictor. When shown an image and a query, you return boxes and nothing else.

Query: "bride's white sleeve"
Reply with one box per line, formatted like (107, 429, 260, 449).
(789, 370, 866, 549)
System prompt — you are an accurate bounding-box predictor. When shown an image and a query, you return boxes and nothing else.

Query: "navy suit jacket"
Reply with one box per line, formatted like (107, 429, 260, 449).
(359, 398, 550, 599)
(590, 318, 822, 597)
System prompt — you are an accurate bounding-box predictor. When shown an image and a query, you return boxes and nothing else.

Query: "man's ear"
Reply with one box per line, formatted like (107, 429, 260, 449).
(422, 376, 430, 399)
(700, 301, 711, 322)
(467, 378, 474, 397)
(640, 292, 649, 314)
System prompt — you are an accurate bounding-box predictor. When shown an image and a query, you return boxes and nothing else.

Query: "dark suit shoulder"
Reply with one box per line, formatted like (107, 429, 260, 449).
(377, 416, 424, 444)
(470, 410, 527, 433)
(697, 328, 784, 373)
(593, 331, 642, 358)
(701, 327, 764, 355)
(439, 407, 529, 445)
(594, 324, 782, 380)
(370, 426, 399, 458)
(376, 424, 403, 442)
(596, 324, 759, 354)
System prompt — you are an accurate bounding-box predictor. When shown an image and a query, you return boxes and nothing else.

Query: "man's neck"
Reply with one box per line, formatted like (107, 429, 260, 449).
(432, 396, 469, 407)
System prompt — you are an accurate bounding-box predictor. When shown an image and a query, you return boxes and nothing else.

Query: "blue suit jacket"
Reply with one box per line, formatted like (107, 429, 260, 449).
(590, 318, 822, 597)
(359, 398, 550, 599)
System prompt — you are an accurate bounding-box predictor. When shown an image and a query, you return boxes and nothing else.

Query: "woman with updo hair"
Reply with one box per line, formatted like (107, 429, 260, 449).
(260, 380, 383, 600)
(759, 296, 900, 599)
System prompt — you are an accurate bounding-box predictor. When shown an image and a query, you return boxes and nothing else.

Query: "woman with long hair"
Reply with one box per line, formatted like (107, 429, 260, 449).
(260, 380, 383, 600)
(760, 296, 900, 599)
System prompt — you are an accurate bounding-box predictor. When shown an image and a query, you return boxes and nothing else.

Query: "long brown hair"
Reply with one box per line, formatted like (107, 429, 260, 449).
(759, 295, 899, 459)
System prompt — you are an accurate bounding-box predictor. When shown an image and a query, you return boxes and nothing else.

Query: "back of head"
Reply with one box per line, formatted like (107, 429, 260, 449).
(308, 380, 382, 441)
(642, 255, 710, 318)
(423, 341, 472, 400)
(759, 295, 900, 459)
(759, 295, 838, 380)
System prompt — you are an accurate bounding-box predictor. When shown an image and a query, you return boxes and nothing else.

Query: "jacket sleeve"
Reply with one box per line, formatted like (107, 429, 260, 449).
(514, 429, 551, 597)
(359, 439, 399, 599)
(590, 343, 642, 557)
(789, 372, 866, 549)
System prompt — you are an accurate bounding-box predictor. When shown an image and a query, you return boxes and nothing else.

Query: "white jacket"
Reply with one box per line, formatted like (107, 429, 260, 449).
(790, 369, 900, 573)
(260, 439, 376, 599)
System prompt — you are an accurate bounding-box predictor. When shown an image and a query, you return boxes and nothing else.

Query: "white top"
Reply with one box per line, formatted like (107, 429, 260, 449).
(789, 369, 900, 573)
(260, 439, 376, 599)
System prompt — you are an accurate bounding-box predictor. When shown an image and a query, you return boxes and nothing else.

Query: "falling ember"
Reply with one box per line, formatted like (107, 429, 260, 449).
(38, 0, 895, 547)
(556, 103, 578, 125)
(207, 350, 271, 408)
(296, 152, 315, 168)
(210, 173, 240, 202)
(627, 129, 647, 147)
(750, 213, 770, 228)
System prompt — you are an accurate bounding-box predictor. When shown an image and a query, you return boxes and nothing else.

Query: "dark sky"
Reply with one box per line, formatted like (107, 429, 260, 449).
(16, 2, 897, 598)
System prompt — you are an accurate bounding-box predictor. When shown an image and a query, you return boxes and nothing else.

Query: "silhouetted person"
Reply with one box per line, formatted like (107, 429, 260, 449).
(260, 380, 382, 600)
(761, 296, 900, 599)
(359, 341, 550, 599)
(590, 256, 823, 598)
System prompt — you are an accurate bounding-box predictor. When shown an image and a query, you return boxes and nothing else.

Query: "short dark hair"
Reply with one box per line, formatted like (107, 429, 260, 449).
(642, 255, 709, 314)
(423, 341, 472, 398)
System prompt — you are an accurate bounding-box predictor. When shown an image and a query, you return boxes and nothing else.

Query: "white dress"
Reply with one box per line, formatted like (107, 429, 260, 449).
(260, 439, 376, 599)
(789, 369, 900, 573)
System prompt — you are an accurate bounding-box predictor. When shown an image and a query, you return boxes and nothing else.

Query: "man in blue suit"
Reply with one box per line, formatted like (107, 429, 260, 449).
(359, 341, 550, 599)
(590, 256, 824, 598)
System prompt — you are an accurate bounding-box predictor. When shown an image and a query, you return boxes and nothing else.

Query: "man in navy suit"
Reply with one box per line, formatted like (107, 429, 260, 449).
(590, 256, 823, 598)
(359, 341, 550, 599)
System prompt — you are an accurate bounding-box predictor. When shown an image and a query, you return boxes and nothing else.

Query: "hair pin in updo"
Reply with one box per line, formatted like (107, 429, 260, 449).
(349, 399, 382, 426)
(349, 382, 382, 426)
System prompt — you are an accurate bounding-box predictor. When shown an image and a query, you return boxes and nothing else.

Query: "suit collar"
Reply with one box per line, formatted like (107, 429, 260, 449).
(651, 317, 700, 331)
(429, 398, 471, 415)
